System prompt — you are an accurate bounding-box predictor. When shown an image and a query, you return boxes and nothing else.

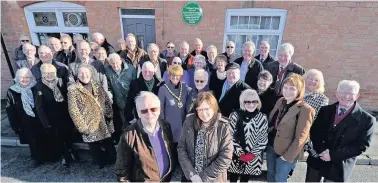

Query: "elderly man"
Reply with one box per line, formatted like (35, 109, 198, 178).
(14, 34, 32, 61)
(234, 41, 264, 90)
(68, 41, 110, 98)
(15, 43, 40, 70)
(116, 38, 127, 54)
(31, 45, 68, 82)
(267, 43, 305, 96)
(116, 91, 179, 182)
(176, 41, 194, 70)
(96, 47, 108, 65)
(89, 42, 99, 59)
(255, 41, 276, 69)
(55, 34, 76, 65)
(218, 62, 251, 117)
(72, 33, 84, 49)
(306, 80, 376, 182)
(92, 32, 115, 55)
(206, 45, 218, 72)
(222, 41, 240, 63)
(119, 33, 147, 68)
(190, 38, 208, 60)
(125, 61, 164, 123)
(104, 53, 136, 142)
(48, 37, 62, 58)
(137, 43, 168, 80)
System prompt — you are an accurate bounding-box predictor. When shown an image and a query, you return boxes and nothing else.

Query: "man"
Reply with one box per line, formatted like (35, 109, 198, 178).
(125, 61, 164, 123)
(267, 43, 305, 96)
(218, 62, 251, 117)
(177, 41, 194, 70)
(255, 41, 275, 69)
(116, 38, 127, 54)
(138, 43, 168, 80)
(14, 34, 31, 61)
(15, 43, 39, 70)
(104, 53, 136, 142)
(72, 33, 84, 49)
(96, 47, 108, 65)
(119, 33, 147, 68)
(234, 41, 264, 90)
(306, 80, 376, 182)
(31, 45, 68, 83)
(48, 37, 62, 58)
(206, 45, 218, 73)
(91, 32, 115, 55)
(115, 91, 179, 182)
(222, 41, 240, 63)
(55, 34, 76, 65)
(190, 38, 208, 60)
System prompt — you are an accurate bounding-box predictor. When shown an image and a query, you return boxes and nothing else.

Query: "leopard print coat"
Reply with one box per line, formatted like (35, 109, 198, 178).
(67, 81, 114, 143)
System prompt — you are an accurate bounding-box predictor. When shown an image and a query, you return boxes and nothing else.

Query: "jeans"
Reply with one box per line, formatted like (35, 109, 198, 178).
(266, 145, 297, 182)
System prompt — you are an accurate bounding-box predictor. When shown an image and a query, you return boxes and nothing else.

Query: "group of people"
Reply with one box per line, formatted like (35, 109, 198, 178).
(6, 32, 376, 182)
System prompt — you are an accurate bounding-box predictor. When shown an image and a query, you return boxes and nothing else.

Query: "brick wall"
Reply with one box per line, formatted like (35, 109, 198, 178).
(1, 1, 378, 110)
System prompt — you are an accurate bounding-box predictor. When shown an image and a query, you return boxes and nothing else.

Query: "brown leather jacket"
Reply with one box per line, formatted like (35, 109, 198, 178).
(177, 113, 233, 182)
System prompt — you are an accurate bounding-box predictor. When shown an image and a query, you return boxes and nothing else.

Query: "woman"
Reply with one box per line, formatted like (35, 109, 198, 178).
(303, 69, 329, 118)
(6, 68, 46, 166)
(209, 54, 227, 100)
(187, 55, 209, 89)
(257, 70, 277, 116)
(222, 41, 240, 63)
(178, 92, 233, 182)
(55, 34, 76, 65)
(266, 73, 315, 182)
(160, 41, 178, 61)
(158, 64, 192, 144)
(188, 69, 211, 111)
(67, 64, 116, 168)
(162, 57, 190, 84)
(206, 45, 218, 73)
(228, 89, 268, 182)
(34, 63, 77, 166)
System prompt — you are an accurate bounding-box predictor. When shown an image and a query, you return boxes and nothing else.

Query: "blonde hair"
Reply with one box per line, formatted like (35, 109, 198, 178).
(168, 64, 184, 76)
(239, 89, 262, 110)
(282, 73, 305, 100)
(303, 69, 325, 94)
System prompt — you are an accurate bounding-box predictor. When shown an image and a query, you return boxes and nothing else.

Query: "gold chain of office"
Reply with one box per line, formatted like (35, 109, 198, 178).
(164, 83, 183, 108)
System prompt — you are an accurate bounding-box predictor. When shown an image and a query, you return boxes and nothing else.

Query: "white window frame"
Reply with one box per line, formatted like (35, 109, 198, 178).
(223, 8, 288, 58)
(24, 2, 89, 45)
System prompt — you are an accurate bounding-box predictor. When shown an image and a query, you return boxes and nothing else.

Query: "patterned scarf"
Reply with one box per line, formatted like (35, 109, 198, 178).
(194, 125, 206, 173)
(144, 77, 155, 92)
(10, 80, 37, 117)
(216, 70, 226, 80)
(42, 78, 64, 102)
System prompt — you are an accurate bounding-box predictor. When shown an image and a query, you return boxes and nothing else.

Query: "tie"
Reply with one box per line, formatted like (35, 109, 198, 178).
(338, 108, 346, 116)
(279, 66, 284, 72)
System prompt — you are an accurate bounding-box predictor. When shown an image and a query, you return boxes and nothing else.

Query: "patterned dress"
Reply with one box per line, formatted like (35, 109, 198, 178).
(228, 111, 268, 176)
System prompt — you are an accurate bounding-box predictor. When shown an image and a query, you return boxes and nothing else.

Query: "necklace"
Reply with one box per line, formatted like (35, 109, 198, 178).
(164, 83, 183, 108)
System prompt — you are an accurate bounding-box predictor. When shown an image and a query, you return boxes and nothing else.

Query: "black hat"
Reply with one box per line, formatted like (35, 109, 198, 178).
(225, 62, 240, 71)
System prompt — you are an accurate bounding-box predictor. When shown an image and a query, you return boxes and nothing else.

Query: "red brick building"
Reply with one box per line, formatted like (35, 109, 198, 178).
(1, 1, 378, 109)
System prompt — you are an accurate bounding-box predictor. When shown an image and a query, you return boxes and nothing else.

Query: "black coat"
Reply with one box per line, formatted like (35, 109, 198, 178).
(255, 53, 275, 70)
(31, 60, 69, 83)
(125, 76, 164, 122)
(222, 52, 240, 63)
(307, 102, 376, 182)
(100, 39, 116, 56)
(235, 57, 264, 90)
(267, 61, 305, 95)
(54, 47, 77, 65)
(209, 71, 226, 101)
(190, 50, 208, 60)
(219, 80, 251, 117)
(259, 87, 278, 116)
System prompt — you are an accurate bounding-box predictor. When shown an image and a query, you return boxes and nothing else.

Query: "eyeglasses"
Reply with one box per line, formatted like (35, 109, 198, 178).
(167, 46, 174, 49)
(244, 100, 259, 105)
(196, 107, 212, 113)
(226, 46, 234, 48)
(21, 40, 30, 42)
(140, 107, 159, 114)
(195, 80, 205, 83)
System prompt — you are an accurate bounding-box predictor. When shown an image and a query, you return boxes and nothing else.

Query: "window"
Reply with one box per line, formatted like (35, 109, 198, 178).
(24, 2, 89, 45)
(223, 9, 287, 58)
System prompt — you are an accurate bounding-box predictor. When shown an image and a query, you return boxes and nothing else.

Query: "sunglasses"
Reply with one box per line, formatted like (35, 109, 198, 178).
(172, 62, 181, 65)
(140, 107, 159, 114)
(167, 46, 175, 49)
(195, 80, 205, 83)
(21, 40, 30, 42)
(244, 100, 259, 105)
(226, 46, 234, 48)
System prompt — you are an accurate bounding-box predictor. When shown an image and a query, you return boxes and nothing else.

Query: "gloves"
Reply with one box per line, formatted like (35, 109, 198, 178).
(240, 153, 256, 162)
(190, 174, 203, 182)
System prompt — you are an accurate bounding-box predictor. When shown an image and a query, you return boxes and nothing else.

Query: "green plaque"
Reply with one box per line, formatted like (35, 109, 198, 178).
(182, 2, 203, 25)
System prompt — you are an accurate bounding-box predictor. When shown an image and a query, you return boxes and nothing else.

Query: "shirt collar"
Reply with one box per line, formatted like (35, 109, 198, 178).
(143, 122, 160, 136)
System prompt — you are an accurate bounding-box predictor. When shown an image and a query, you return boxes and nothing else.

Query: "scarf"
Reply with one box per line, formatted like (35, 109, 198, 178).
(216, 70, 226, 80)
(235, 109, 259, 151)
(10, 80, 37, 117)
(194, 125, 206, 173)
(42, 78, 64, 102)
(144, 77, 155, 92)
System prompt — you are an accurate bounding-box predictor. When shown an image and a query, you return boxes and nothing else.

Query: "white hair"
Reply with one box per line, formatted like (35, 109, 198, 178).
(226, 41, 235, 47)
(239, 89, 262, 110)
(135, 91, 160, 111)
(107, 53, 121, 63)
(260, 40, 271, 47)
(142, 61, 154, 71)
(38, 45, 52, 53)
(73, 34, 83, 41)
(147, 43, 159, 52)
(206, 45, 217, 53)
(92, 32, 105, 40)
(337, 80, 360, 94)
(171, 57, 182, 64)
(14, 68, 35, 84)
(194, 69, 209, 81)
(194, 55, 206, 63)
(278, 43, 295, 57)
(194, 38, 203, 45)
(22, 43, 36, 53)
(179, 41, 189, 49)
(243, 41, 256, 51)
(78, 41, 91, 50)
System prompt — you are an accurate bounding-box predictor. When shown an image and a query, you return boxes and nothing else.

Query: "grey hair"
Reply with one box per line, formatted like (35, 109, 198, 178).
(60, 33, 72, 43)
(77, 63, 93, 75)
(179, 41, 190, 49)
(40, 63, 57, 74)
(260, 40, 271, 47)
(239, 89, 262, 110)
(92, 32, 104, 40)
(243, 41, 256, 51)
(337, 80, 360, 94)
(142, 61, 155, 71)
(38, 45, 52, 53)
(171, 57, 182, 65)
(206, 45, 217, 53)
(226, 41, 235, 47)
(78, 41, 91, 50)
(135, 91, 161, 111)
(89, 42, 99, 49)
(96, 47, 106, 52)
(14, 68, 35, 84)
(194, 69, 209, 81)
(194, 55, 206, 63)
(125, 33, 136, 41)
(22, 43, 36, 53)
(107, 53, 121, 63)
(194, 38, 203, 45)
(73, 34, 83, 41)
(303, 69, 325, 94)
(147, 43, 159, 52)
(278, 43, 295, 57)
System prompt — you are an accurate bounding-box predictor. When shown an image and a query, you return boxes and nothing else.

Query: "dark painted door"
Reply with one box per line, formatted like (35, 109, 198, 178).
(122, 18, 156, 51)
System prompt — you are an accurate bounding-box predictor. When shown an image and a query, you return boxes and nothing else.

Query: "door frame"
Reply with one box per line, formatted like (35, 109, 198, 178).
(118, 8, 155, 40)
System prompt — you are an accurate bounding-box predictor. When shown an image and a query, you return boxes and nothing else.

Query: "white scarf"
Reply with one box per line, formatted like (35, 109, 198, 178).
(216, 70, 226, 80)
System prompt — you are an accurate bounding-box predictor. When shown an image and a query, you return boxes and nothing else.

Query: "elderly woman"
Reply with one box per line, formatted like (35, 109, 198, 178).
(15, 43, 39, 70)
(68, 64, 116, 168)
(228, 89, 268, 182)
(266, 74, 315, 182)
(163, 57, 189, 84)
(303, 69, 329, 117)
(104, 53, 136, 141)
(178, 92, 233, 182)
(119, 33, 147, 68)
(209, 55, 227, 100)
(6, 68, 46, 166)
(234, 41, 264, 90)
(190, 38, 208, 60)
(96, 47, 108, 65)
(188, 69, 211, 111)
(138, 43, 168, 80)
(206, 45, 218, 72)
(187, 55, 209, 89)
(177, 41, 194, 70)
(158, 64, 192, 143)
(55, 34, 77, 65)
(48, 37, 62, 57)
(222, 41, 240, 63)
(34, 63, 76, 166)
(267, 43, 305, 96)
(160, 41, 178, 61)
(257, 70, 277, 116)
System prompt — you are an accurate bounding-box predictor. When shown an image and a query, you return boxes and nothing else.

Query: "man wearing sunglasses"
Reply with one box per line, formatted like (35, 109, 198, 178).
(14, 34, 32, 62)
(116, 91, 180, 182)
(222, 41, 240, 63)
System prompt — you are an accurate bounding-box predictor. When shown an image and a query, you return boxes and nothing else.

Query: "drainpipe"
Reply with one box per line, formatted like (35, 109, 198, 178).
(1, 33, 15, 78)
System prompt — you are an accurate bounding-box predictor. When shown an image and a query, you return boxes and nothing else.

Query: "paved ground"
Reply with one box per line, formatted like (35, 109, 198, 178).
(2, 146, 378, 182)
